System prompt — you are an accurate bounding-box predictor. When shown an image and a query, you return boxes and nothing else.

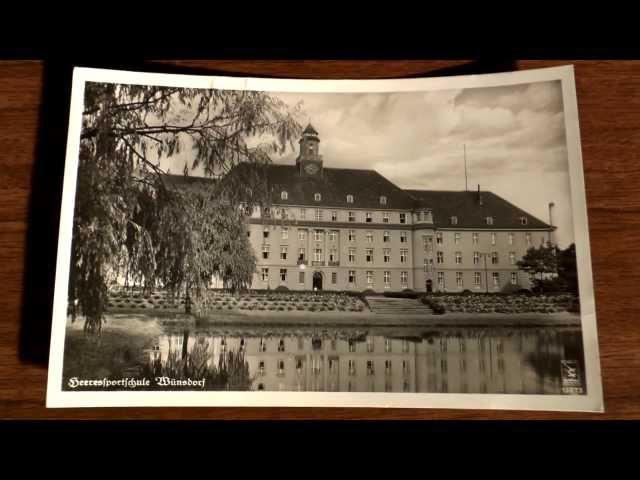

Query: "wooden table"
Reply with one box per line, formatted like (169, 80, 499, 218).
(1, 59, 638, 419)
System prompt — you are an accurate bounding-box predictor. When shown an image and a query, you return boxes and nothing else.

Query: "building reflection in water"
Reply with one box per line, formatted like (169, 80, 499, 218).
(145, 328, 584, 394)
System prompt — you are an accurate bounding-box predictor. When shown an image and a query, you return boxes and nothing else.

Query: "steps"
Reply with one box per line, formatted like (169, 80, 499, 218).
(365, 296, 434, 315)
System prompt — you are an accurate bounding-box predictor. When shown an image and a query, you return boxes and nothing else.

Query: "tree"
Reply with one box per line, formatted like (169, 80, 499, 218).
(70, 83, 302, 333)
(557, 243, 579, 294)
(516, 241, 558, 292)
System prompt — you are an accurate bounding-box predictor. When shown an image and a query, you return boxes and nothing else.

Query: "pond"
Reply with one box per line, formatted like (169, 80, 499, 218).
(61, 314, 587, 395)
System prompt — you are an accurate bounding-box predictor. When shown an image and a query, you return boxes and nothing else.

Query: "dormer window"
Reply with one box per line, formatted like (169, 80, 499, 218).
(314, 193, 321, 202)
(485, 216, 494, 225)
(379, 196, 387, 205)
(281, 191, 288, 200)
(520, 216, 528, 225)
(346, 194, 354, 203)
(450, 216, 458, 225)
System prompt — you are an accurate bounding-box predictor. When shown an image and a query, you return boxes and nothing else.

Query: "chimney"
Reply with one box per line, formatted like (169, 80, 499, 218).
(477, 184, 483, 206)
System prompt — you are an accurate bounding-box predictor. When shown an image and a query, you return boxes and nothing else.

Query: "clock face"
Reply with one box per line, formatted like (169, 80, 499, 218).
(304, 163, 319, 175)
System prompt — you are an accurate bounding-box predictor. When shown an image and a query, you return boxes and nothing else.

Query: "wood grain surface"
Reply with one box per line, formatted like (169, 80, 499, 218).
(1, 59, 638, 419)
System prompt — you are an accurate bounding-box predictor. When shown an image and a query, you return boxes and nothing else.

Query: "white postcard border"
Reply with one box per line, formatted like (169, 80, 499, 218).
(46, 65, 604, 412)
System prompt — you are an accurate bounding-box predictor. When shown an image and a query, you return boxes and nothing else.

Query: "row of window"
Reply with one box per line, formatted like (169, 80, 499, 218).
(260, 245, 410, 264)
(257, 228, 537, 247)
(260, 228, 410, 243)
(258, 358, 412, 377)
(424, 251, 518, 265)
(424, 232, 534, 247)
(262, 207, 407, 224)
(260, 268, 409, 287)
(280, 191, 388, 206)
(448, 215, 528, 226)
(432, 271, 519, 288)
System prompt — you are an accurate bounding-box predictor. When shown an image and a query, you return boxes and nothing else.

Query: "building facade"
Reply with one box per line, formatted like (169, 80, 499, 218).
(245, 124, 554, 293)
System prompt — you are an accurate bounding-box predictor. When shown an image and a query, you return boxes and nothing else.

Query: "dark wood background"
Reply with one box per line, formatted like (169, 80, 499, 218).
(1, 59, 638, 419)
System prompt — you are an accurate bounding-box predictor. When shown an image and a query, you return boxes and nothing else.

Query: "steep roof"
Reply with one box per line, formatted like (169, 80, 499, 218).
(260, 164, 416, 210)
(302, 123, 319, 135)
(406, 189, 552, 230)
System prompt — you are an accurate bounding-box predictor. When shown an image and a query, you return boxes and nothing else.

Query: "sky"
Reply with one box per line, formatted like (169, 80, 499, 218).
(161, 80, 576, 248)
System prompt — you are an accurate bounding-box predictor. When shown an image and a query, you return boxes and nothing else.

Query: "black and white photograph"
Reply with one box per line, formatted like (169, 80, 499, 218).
(46, 66, 603, 410)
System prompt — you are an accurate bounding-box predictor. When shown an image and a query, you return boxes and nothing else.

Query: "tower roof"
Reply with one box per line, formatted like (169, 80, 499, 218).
(302, 123, 318, 135)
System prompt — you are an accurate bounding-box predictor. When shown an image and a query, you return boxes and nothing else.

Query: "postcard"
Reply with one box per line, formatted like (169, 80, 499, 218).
(46, 65, 603, 411)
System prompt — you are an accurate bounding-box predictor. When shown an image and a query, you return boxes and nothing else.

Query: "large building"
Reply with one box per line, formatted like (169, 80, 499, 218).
(244, 124, 554, 293)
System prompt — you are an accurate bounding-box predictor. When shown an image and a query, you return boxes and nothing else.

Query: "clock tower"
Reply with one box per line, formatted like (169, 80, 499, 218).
(296, 123, 323, 176)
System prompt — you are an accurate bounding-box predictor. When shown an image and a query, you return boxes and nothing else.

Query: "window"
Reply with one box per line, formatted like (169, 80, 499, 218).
(383, 231, 390, 242)
(423, 258, 428, 272)
(525, 233, 532, 246)
(492, 272, 500, 286)
(455, 251, 462, 264)
(509, 251, 516, 265)
(315, 209, 322, 221)
(473, 251, 480, 265)
(383, 248, 391, 263)
(380, 196, 387, 205)
(402, 360, 410, 374)
(400, 213, 406, 224)
(280, 246, 287, 260)
(508, 233, 514, 245)
(329, 248, 337, 262)
(300, 208, 306, 220)
(400, 232, 407, 243)
(366, 248, 374, 263)
(491, 251, 499, 265)
(366, 271, 374, 286)
(348, 211, 356, 222)
(280, 191, 288, 200)
(299, 271, 305, 284)
(298, 229, 306, 241)
(366, 212, 373, 223)
(474, 271, 481, 286)
(400, 248, 408, 263)
(332, 272, 337, 284)
(383, 271, 391, 287)
(329, 230, 337, 242)
(247, 230, 250, 238)
(281, 228, 288, 240)
(473, 232, 479, 244)
(348, 360, 356, 375)
(455, 232, 461, 244)
(511, 272, 518, 285)
(348, 270, 356, 284)
(314, 248, 323, 262)
(261, 268, 269, 282)
(456, 272, 464, 287)
(451, 216, 458, 225)
(331, 210, 337, 221)
(346, 194, 354, 204)
(385, 339, 392, 353)
(437, 271, 445, 288)
(280, 269, 287, 282)
(298, 247, 306, 262)
(278, 360, 285, 376)
(259, 338, 267, 352)
(436, 232, 443, 244)
(367, 360, 375, 375)
(400, 271, 408, 287)
(348, 248, 356, 263)
(491, 232, 496, 245)
(314, 230, 323, 241)
(383, 212, 389, 223)
(314, 193, 321, 202)
(436, 251, 444, 264)
(486, 216, 494, 225)
(262, 207, 271, 218)
(423, 235, 433, 251)
(441, 359, 448, 374)
(520, 216, 528, 225)
(366, 231, 373, 243)
(278, 208, 288, 219)
(348, 230, 355, 242)
(262, 245, 270, 259)
(263, 227, 269, 239)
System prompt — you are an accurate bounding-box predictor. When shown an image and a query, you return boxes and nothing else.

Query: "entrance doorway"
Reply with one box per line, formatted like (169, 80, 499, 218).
(313, 271, 323, 291)
(426, 279, 433, 293)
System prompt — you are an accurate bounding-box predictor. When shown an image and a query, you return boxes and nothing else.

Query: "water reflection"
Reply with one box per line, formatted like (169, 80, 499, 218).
(142, 326, 586, 394)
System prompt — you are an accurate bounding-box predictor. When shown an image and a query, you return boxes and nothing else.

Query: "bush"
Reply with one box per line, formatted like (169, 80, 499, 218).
(275, 286, 290, 292)
(361, 289, 377, 296)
